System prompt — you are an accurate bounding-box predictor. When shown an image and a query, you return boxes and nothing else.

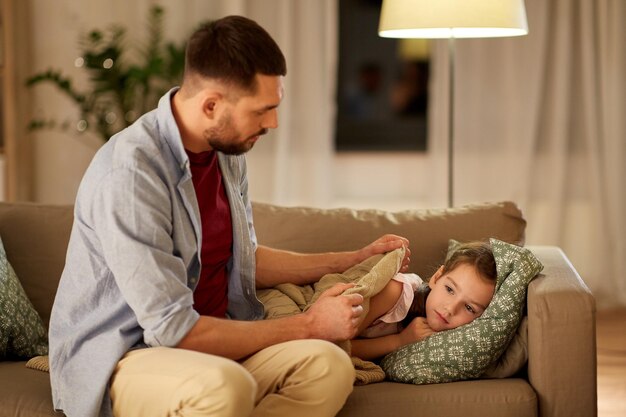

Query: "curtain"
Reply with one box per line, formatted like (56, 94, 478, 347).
(429, 0, 626, 307)
(241, 1, 338, 208)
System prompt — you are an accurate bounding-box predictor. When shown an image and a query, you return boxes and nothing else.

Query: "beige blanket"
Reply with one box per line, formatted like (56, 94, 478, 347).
(258, 247, 405, 385)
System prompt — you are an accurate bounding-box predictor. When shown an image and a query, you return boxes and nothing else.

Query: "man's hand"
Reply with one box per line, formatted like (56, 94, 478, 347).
(356, 234, 411, 272)
(399, 317, 434, 346)
(304, 283, 364, 341)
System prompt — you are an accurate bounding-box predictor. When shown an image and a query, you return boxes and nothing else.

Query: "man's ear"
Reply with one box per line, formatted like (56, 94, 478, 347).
(200, 92, 223, 119)
(428, 265, 444, 289)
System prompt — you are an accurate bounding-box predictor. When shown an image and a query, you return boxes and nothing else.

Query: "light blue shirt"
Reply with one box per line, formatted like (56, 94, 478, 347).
(49, 89, 263, 417)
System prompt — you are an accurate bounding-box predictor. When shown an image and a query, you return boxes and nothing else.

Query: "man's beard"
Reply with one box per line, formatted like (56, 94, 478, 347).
(203, 112, 267, 155)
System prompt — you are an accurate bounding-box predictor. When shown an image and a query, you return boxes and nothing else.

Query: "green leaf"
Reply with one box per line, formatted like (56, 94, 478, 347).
(25, 5, 192, 142)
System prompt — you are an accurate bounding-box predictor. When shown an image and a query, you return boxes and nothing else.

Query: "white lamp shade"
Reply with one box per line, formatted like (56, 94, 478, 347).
(379, 0, 528, 39)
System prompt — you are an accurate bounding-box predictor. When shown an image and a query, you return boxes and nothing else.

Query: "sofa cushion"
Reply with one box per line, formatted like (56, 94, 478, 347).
(338, 379, 537, 417)
(0, 361, 57, 417)
(0, 236, 48, 360)
(448, 238, 531, 379)
(0, 203, 73, 327)
(252, 201, 526, 280)
(482, 316, 528, 378)
(381, 239, 543, 384)
(448, 238, 530, 379)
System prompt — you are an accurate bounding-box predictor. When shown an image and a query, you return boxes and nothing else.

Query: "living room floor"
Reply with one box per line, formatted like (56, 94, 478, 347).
(596, 308, 626, 417)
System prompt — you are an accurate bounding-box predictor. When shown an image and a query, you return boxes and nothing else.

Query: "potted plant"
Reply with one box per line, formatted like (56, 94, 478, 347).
(26, 5, 189, 142)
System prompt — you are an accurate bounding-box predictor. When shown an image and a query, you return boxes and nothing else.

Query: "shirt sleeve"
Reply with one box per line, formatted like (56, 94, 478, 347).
(91, 162, 199, 347)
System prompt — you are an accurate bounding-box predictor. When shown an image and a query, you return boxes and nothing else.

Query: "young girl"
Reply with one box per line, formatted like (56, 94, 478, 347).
(351, 241, 497, 360)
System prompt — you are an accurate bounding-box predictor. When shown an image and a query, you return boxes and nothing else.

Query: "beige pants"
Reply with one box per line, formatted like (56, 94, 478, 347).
(109, 339, 355, 417)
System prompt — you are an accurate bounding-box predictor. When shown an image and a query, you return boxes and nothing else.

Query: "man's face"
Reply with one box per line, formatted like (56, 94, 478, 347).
(204, 74, 283, 155)
(425, 263, 495, 332)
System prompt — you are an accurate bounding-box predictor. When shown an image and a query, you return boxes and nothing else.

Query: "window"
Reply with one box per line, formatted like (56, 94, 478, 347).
(335, 0, 430, 152)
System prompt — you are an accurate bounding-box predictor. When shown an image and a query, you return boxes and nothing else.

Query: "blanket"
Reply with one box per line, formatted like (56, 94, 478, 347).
(257, 247, 405, 385)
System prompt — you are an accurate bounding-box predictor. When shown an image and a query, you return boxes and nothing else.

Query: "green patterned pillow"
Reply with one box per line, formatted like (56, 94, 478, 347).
(0, 236, 48, 359)
(381, 238, 543, 384)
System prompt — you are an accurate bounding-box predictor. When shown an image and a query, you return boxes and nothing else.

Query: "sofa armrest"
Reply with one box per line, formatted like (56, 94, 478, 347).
(526, 246, 597, 417)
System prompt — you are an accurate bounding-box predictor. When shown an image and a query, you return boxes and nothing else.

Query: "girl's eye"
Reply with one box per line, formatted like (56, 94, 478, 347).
(465, 304, 476, 314)
(445, 285, 454, 294)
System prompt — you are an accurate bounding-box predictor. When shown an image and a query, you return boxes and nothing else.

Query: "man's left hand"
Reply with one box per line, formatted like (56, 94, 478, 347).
(357, 234, 411, 272)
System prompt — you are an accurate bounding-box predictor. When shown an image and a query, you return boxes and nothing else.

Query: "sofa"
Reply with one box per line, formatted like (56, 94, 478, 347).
(0, 200, 597, 417)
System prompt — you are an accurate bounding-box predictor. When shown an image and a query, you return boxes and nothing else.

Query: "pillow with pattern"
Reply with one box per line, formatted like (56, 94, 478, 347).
(380, 238, 542, 384)
(0, 236, 48, 360)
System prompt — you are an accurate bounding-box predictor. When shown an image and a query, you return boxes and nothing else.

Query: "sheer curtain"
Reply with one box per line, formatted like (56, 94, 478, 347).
(239, 1, 338, 208)
(429, 0, 626, 307)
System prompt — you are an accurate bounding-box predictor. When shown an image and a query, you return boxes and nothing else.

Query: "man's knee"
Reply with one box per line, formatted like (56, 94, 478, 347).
(112, 348, 258, 417)
(289, 340, 355, 415)
(181, 359, 257, 416)
(299, 340, 355, 393)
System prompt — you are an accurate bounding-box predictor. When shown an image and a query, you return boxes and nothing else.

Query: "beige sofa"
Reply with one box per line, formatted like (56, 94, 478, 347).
(0, 201, 597, 417)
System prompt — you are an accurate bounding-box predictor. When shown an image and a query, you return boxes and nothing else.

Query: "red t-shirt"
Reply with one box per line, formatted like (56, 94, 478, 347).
(186, 150, 233, 317)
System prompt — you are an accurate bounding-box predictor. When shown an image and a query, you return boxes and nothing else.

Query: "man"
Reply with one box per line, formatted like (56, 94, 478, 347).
(49, 15, 410, 417)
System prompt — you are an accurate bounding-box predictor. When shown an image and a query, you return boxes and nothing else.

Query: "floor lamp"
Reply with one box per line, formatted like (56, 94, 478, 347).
(378, 0, 528, 208)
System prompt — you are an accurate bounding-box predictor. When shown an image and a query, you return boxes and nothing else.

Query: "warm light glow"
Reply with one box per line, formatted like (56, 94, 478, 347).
(379, 0, 528, 39)
(399, 39, 431, 60)
(381, 27, 527, 39)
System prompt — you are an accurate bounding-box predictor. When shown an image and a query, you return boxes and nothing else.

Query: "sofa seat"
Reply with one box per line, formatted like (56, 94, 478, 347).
(340, 379, 537, 417)
(0, 361, 538, 417)
(0, 361, 56, 417)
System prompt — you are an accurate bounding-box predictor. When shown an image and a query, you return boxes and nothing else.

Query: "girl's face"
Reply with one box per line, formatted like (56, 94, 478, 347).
(425, 263, 495, 332)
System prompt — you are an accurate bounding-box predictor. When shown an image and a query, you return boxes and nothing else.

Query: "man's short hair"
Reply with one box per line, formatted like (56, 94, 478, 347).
(184, 15, 287, 93)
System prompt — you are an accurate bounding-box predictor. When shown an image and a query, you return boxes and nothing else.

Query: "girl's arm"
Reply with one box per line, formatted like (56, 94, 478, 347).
(351, 276, 418, 360)
(351, 317, 435, 360)
(351, 333, 404, 360)
(357, 278, 404, 334)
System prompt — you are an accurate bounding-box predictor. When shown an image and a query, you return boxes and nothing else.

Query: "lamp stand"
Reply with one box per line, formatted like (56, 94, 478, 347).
(447, 36, 455, 208)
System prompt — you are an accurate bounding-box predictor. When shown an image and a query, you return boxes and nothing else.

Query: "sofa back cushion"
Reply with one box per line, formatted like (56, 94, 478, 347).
(0, 200, 525, 330)
(252, 201, 526, 279)
(0, 203, 73, 328)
